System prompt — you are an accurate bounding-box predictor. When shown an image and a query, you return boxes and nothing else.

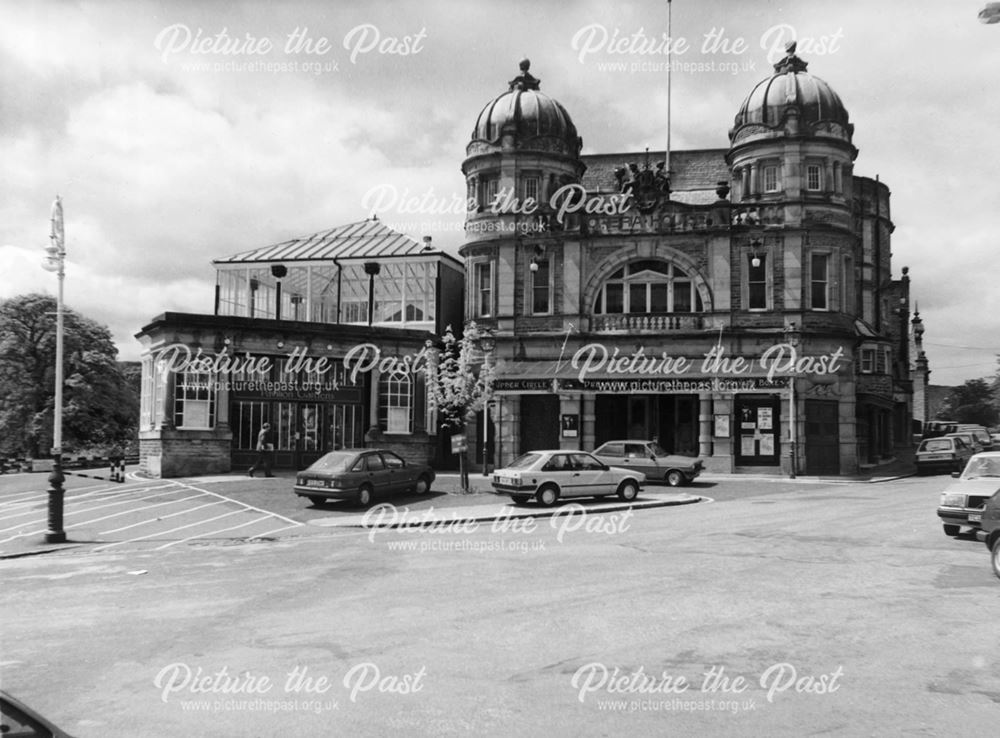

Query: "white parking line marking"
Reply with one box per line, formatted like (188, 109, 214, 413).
(154, 517, 278, 550)
(0, 485, 183, 529)
(99, 500, 227, 535)
(170, 480, 302, 526)
(92, 509, 247, 551)
(66, 494, 207, 529)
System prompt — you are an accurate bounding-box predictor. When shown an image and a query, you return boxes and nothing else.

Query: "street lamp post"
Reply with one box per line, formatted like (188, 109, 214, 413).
(478, 330, 496, 476)
(784, 322, 800, 480)
(42, 196, 67, 543)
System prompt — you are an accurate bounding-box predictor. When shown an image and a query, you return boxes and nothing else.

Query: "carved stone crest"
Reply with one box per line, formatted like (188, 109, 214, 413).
(614, 149, 670, 214)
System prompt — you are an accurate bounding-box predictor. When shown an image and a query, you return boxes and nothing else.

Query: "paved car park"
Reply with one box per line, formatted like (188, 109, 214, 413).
(0, 473, 305, 557)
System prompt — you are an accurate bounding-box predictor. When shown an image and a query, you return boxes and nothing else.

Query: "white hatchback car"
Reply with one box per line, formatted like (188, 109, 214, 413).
(492, 450, 645, 506)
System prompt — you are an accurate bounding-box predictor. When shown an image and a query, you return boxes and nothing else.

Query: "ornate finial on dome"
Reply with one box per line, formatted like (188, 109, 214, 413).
(773, 40, 809, 74)
(509, 58, 540, 91)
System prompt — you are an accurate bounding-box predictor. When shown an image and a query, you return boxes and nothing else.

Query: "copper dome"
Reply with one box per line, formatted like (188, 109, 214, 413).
(730, 45, 851, 141)
(470, 59, 582, 157)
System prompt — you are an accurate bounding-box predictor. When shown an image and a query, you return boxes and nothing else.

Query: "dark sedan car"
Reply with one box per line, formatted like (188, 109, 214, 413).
(294, 449, 435, 507)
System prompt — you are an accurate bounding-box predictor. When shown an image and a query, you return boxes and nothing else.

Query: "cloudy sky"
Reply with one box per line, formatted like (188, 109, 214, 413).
(1, 0, 997, 386)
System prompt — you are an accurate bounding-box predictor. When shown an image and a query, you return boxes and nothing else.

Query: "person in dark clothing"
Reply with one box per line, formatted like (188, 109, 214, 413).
(248, 422, 275, 478)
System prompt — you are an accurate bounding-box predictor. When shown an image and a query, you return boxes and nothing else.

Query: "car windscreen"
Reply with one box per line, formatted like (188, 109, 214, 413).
(920, 439, 952, 452)
(507, 453, 542, 470)
(308, 452, 357, 472)
(964, 457, 1000, 478)
(651, 443, 670, 457)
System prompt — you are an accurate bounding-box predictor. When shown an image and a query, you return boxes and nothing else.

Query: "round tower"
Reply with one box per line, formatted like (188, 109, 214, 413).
(462, 59, 585, 244)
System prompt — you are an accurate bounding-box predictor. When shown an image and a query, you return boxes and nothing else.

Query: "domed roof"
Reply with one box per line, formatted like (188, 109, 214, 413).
(730, 44, 852, 143)
(469, 60, 582, 157)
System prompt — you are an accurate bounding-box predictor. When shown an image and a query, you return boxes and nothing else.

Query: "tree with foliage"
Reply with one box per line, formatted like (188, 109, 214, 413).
(938, 378, 999, 428)
(424, 322, 496, 492)
(0, 293, 138, 458)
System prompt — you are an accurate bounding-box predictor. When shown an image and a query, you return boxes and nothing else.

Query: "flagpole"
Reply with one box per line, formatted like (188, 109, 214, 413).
(45, 196, 67, 543)
(666, 0, 672, 181)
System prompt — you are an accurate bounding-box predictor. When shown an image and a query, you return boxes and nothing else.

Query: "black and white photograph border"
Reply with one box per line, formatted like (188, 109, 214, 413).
(1, 1, 999, 736)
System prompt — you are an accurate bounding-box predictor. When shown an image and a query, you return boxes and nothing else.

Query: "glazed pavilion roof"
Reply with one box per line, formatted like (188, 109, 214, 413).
(213, 218, 459, 266)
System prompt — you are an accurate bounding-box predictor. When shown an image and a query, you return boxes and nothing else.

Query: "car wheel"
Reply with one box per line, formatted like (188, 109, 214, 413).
(414, 475, 431, 495)
(665, 470, 685, 487)
(511, 494, 530, 505)
(307, 495, 325, 507)
(617, 480, 639, 502)
(992, 538, 1000, 580)
(357, 485, 374, 508)
(943, 524, 960, 537)
(536, 485, 559, 507)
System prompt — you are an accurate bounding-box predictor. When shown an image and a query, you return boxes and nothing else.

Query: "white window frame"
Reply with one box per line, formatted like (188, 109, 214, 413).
(806, 163, 823, 192)
(746, 252, 769, 311)
(473, 260, 494, 318)
(523, 176, 540, 206)
(380, 372, 413, 434)
(529, 257, 552, 315)
(174, 371, 216, 429)
(763, 165, 779, 193)
(810, 253, 830, 311)
(860, 348, 874, 374)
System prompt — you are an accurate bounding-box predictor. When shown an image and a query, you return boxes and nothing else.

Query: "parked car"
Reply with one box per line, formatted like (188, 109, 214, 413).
(592, 440, 703, 487)
(1, 691, 78, 737)
(954, 425, 993, 451)
(978, 479, 1000, 579)
(294, 449, 435, 507)
(492, 450, 645, 506)
(944, 432, 984, 455)
(937, 452, 1000, 536)
(915, 436, 973, 475)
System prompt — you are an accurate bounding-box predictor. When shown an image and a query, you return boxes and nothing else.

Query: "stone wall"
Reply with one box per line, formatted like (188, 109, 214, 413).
(140, 428, 232, 478)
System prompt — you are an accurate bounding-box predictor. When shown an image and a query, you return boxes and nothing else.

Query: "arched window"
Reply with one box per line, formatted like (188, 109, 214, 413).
(593, 260, 703, 315)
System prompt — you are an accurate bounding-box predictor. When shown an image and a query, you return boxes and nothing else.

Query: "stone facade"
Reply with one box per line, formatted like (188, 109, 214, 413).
(460, 51, 919, 477)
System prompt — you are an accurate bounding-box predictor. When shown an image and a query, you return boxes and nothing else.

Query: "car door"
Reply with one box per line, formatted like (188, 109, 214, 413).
(362, 452, 391, 495)
(624, 442, 658, 477)
(380, 451, 410, 493)
(541, 453, 573, 493)
(567, 452, 609, 497)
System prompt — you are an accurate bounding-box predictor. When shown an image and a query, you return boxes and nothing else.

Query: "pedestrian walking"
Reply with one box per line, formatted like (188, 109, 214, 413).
(248, 422, 275, 478)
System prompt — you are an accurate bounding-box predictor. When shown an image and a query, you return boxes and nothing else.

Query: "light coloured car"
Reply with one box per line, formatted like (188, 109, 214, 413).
(944, 432, 984, 455)
(592, 440, 703, 487)
(916, 436, 973, 476)
(492, 450, 645, 506)
(937, 452, 1000, 536)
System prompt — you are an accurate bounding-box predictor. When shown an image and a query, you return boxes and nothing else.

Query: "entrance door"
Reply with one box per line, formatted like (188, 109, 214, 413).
(735, 395, 780, 466)
(805, 400, 840, 475)
(520, 395, 559, 453)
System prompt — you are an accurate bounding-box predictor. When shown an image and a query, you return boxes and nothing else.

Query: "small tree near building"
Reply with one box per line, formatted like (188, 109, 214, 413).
(424, 322, 495, 492)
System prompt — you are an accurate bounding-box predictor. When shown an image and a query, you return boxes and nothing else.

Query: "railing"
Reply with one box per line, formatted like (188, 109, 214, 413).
(591, 314, 704, 332)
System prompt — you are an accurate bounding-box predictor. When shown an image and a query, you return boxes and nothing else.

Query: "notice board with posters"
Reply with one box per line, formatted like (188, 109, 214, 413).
(734, 396, 781, 466)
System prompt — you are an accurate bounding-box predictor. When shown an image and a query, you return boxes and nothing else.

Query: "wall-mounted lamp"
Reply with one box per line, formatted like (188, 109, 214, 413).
(529, 244, 545, 273)
(749, 236, 763, 268)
